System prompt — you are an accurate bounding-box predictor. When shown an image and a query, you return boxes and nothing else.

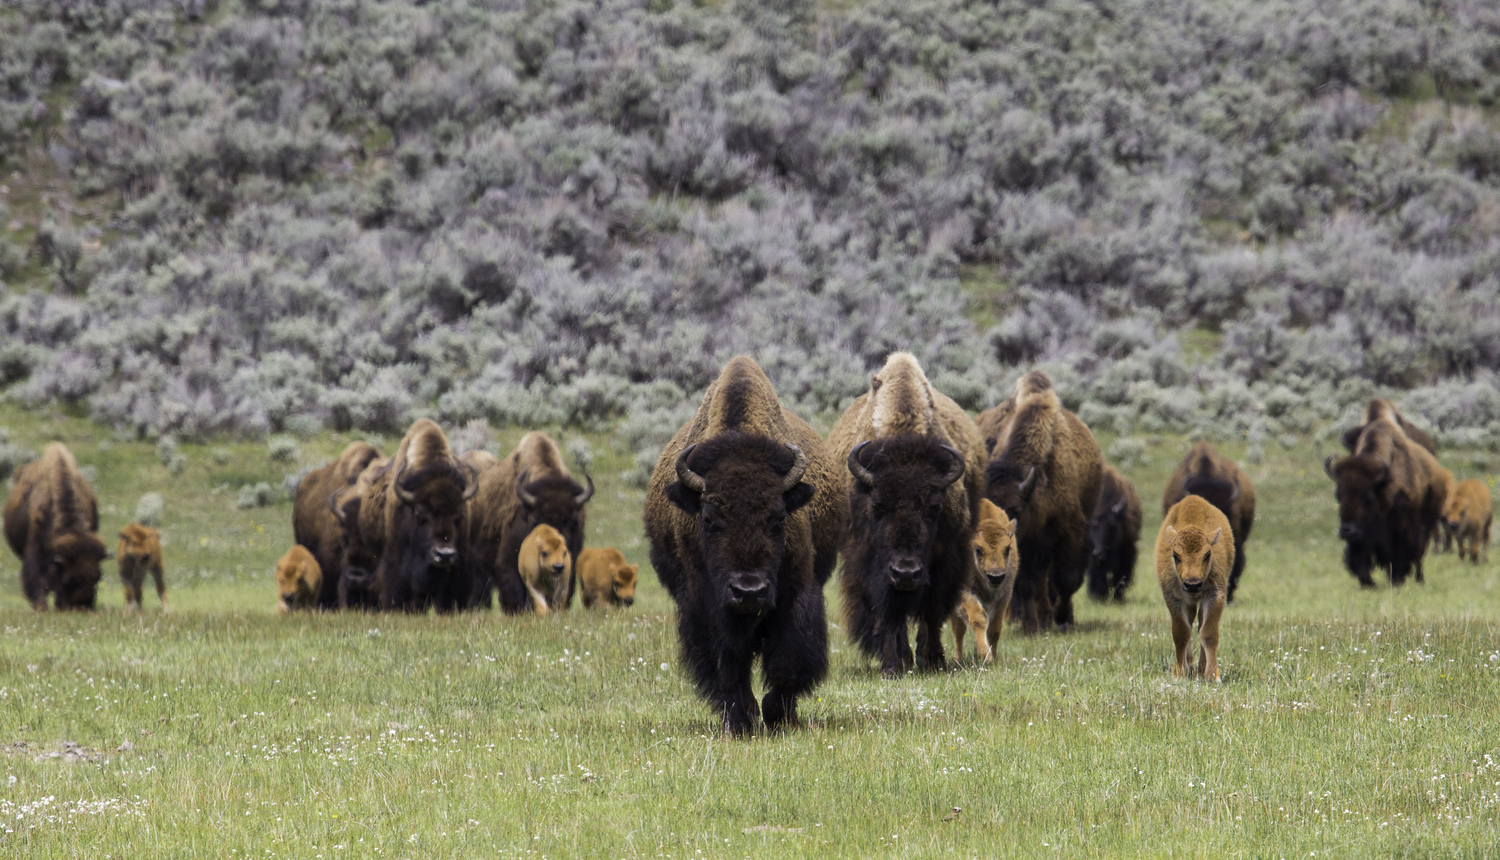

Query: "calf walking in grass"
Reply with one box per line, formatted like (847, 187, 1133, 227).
(1156, 495, 1234, 682)
(517, 524, 572, 616)
(117, 523, 167, 612)
(949, 499, 1018, 663)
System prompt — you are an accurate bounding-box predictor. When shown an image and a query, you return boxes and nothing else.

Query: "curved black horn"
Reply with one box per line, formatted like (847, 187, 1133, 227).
(393, 463, 416, 505)
(574, 470, 595, 505)
(847, 441, 875, 487)
(1323, 454, 1337, 479)
(781, 445, 808, 492)
(674, 445, 704, 493)
(515, 470, 538, 508)
(1018, 465, 1039, 499)
(938, 444, 965, 487)
(462, 462, 480, 502)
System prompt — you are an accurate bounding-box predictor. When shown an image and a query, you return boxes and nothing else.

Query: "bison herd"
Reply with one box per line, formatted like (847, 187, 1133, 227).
(4, 355, 1495, 736)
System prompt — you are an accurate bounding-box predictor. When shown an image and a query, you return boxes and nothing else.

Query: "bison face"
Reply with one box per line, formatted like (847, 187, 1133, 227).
(974, 499, 1018, 588)
(517, 472, 594, 552)
(394, 468, 473, 569)
(1326, 454, 1389, 543)
(1088, 497, 1128, 560)
(613, 563, 639, 606)
(1164, 525, 1220, 594)
(50, 532, 107, 610)
(665, 433, 813, 616)
(848, 435, 965, 593)
(335, 496, 379, 582)
(984, 460, 1042, 527)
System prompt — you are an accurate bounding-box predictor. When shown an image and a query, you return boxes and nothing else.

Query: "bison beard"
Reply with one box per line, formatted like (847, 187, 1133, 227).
(840, 435, 968, 678)
(651, 433, 825, 736)
(381, 466, 475, 612)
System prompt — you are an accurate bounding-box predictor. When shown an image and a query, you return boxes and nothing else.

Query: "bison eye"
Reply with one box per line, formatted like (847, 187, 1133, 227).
(1172, 552, 1180, 565)
(973, 546, 984, 560)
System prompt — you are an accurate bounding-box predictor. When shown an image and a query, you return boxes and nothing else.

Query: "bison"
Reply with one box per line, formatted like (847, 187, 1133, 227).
(1326, 416, 1447, 587)
(645, 356, 846, 735)
(1156, 495, 1234, 682)
(1444, 478, 1492, 565)
(293, 441, 382, 609)
(467, 432, 593, 613)
(4, 442, 109, 611)
(948, 499, 1018, 663)
(1162, 442, 1255, 602)
(577, 547, 638, 608)
(1085, 464, 1141, 604)
(517, 524, 572, 616)
(363, 420, 477, 612)
(117, 523, 167, 612)
(275, 545, 322, 613)
(831, 353, 986, 677)
(1340, 398, 1437, 456)
(329, 456, 388, 610)
(983, 371, 1103, 633)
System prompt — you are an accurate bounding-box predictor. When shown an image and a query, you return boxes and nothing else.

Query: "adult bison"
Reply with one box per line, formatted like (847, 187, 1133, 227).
(466, 433, 592, 613)
(984, 371, 1103, 632)
(293, 441, 382, 609)
(645, 356, 845, 735)
(4, 443, 109, 610)
(1340, 398, 1436, 456)
(329, 455, 388, 610)
(1162, 442, 1256, 602)
(1086, 464, 1142, 604)
(830, 353, 986, 677)
(362, 419, 477, 612)
(1326, 416, 1447, 587)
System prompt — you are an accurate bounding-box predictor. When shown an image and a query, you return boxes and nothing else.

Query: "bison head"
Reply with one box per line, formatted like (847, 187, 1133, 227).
(393, 462, 477, 569)
(847, 434, 965, 593)
(516, 469, 594, 554)
(1182, 474, 1241, 522)
(1326, 453, 1390, 543)
(49, 531, 108, 610)
(984, 459, 1042, 526)
(1163, 524, 1221, 595)
(973, 498, 1017, 588)
(118, 526, 158, 568)
(665, 432, 814, 616)
(332, 493, 378, 584)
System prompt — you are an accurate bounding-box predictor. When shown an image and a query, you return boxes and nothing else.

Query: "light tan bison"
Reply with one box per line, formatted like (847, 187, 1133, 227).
(117, 523, 166, 612)
(275, 545, 323, 613)
(576, 547, 638, 608)
(517, 524, 572, 616)
(1444, 479, 1493, 564)
(1156, 495, 1234, 683)
(949, 499, 1018, 663)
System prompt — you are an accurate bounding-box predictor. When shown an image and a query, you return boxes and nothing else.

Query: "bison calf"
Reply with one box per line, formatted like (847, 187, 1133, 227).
(1444, 479, 1493, 564)
(517, 524, 572, 615)
(117, 524, 167, 612)
(949, 499, 1017, 663)
(275, 545, 322, 613)
(1162, 442, 1255, 602)
(577, 547, 638, 608)
(1156, 496, 1234, 683)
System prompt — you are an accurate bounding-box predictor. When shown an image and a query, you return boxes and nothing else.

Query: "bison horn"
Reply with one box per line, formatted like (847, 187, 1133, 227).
(674, 445, 705, 493)
(1018, 465, 1039, 499)
(329, 488, 347, 522)
(1112, 498, 1126, 516)
(939, 444, 965, 487)
(393, 463, 417, 505)
(462, 463, 480, 502)
(1323, 454, 1337, 479)
(516, 471, 538, 508)
(575, 470, 595, 505)
(847, 441, 876, 488)
(781, 445, 808, 493)
(1229, 477, 1242, 503)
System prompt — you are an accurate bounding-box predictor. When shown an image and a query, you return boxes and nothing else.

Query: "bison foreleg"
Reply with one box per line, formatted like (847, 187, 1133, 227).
(760, 589, 827, 731)
(717, 652, 759, 737)
(1342, 542, 1376, 588)
(915, 608, 947, 672)
(878, 618, 914, 678)
(1169, 605, 1192, 679)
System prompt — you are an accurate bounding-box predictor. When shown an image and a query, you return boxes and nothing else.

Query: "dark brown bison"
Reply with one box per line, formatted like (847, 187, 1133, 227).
(1162, 442, 1256, 602)
(645, 356, 846, 735)
(4, 443, 109, 610)
(1085, 464, 1142, 604)
(1327, 416, 1447, 587)
(830, 353, 986, 677)
(329, 455, 388, 610)
(983, 371, 1103, 632)
(1340, 398, 1437, 456)
(466, 432, 593, 613)
(362, 420, 477, 612)
(293, 441, 382, 609)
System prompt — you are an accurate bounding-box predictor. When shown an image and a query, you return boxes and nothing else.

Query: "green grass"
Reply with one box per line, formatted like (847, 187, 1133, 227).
(2, 406, 1500, 856)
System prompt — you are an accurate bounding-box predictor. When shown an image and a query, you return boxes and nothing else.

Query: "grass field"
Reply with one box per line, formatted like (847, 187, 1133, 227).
(2, 405, 1499, 857)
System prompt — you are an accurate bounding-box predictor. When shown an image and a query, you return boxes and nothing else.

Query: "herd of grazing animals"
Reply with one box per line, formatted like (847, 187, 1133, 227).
(3, 355, 1494, 735)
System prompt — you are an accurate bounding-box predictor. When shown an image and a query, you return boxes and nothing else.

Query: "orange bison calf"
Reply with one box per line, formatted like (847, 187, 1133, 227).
(275, 545, 323, 613)
(949, 499, 1018, 663)
(1444, 479, 1493, 564)
(1156, 495, 1234, 682)
(517, 524, 573, 616)
(117, 524, 167, 612)
(576, 547, 638, 608)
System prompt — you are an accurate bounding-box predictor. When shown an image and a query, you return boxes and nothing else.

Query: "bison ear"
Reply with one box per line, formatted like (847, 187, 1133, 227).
(1164, 526, 1178, 542)
(664, 482, 702, 516)
(1373, 464, 1391, 488)
(1003, 520, 1016, 538)
(1208, 527, 1222, 547)
(783, 482, 815, 515)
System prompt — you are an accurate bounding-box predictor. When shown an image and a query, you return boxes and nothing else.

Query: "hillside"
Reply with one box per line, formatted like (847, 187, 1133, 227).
(3, 0, 1500, 452)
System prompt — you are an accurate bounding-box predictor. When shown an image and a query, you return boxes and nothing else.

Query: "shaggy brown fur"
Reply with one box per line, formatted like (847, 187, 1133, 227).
(331, 455, 388, 609)
(983, 371, 1103, 633)
(1155, 495, 1234, 682)
(117, 523, 166, 612)
(294, 441, 381, 609)
(4, 443, 108, 611)
(975, 396, 1016, 458)
(1430, 466, 1457, 553)
(275, 545, 322, 613)
(830, 353, 986, 676)
(576, 547, 638, 608)
(1326, 416, 1447, 586)
(466, 432, 591, 612)
(1340, 398, 1437, 456)
(1443, 479, 1492, 564)
(645, 356, 846, 734)
(370, 419, 476, 612)
(517, 524, 572, 615)
(1162, 442, 1256, 601)
(1086, 464, 1142, 603)
(948, 499, 1018, 663)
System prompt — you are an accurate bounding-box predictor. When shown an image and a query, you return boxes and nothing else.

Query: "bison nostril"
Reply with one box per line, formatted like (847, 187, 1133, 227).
(623, 597, 634, 606)
(551, 563, 566, 574)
